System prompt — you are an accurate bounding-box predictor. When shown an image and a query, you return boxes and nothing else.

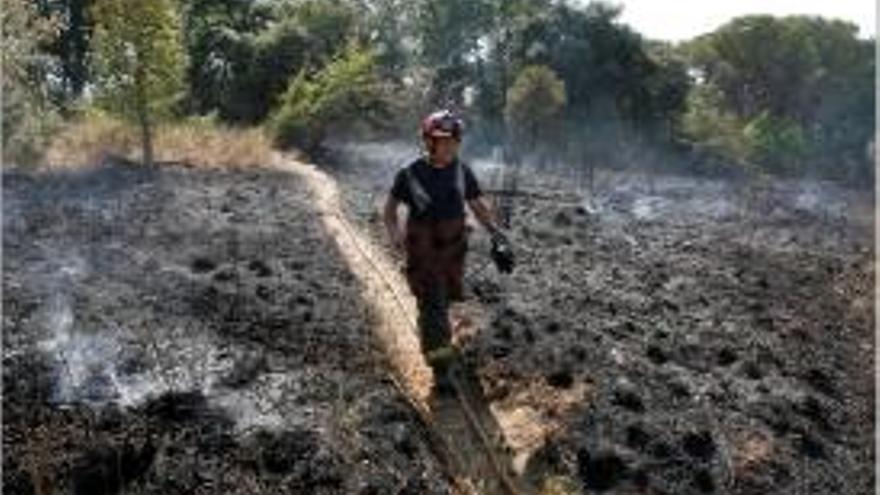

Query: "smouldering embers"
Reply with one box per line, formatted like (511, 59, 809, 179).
(32, 258, 308, 431)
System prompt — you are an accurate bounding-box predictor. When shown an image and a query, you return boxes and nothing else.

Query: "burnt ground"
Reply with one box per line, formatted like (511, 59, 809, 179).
(2, 162, 451, 494)
(329, 142, 875, 494)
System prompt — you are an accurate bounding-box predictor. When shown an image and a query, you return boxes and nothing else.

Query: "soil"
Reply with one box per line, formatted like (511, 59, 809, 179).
(329, 141, 875, 494)
(4, 140, 874, 494)
(3, 160, 452, 494)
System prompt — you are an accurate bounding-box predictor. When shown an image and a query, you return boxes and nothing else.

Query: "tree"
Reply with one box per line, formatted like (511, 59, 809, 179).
(743, 112, 808, 176)
(472, 0, 552, 146)
(2, 0, 62, 166)
(504, 65, 566, 160)
(361, 0, 414, 80)
(414, 0, 494, 106)
(34, 0, 93, 103)
(90, 0, 185, 166)
(270, 45, 391, 151)
(682, 15, 874, 184)
(289, 0, 359, 65)
(488, 1, 689, 163)
(180, 0, 363, 123)
(680, 82, 750, 176)
(179, 0, 274, 119)
(685, 16, 865, 122)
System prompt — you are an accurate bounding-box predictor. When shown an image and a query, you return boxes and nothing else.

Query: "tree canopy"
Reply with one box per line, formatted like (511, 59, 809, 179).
(90, 0, 186, 165)
(682, 15, 874, 182)
(6, 0, 875, 184)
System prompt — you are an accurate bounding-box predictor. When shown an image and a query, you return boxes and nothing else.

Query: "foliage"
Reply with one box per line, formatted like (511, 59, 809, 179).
(90, 0, 186, 165)
(682, 15, 874, 183)
(504, 65, 566, 156)
(181, 0, 361, 123)
(2, 0, 63, 166)
(743, 112, 808, 175)
(14, 0, 875, 183)
(90, 0, 185, 121)
(33, 0, 93, 102)
(413, 0, 494, 106)
(680, 83, 750, 173)
(179, 0, 275, 120)
(269, 45, 391, 150)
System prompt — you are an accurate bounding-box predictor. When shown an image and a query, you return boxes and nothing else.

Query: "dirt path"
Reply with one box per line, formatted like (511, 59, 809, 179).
(278, 156, 531, 494)
(275, 155, 432, 402)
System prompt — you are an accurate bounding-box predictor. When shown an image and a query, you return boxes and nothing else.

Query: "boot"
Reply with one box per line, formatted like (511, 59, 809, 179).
(426, 345, 458, 396)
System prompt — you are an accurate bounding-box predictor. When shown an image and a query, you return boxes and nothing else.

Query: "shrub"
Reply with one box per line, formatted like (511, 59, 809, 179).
(269, 45, 391, 151)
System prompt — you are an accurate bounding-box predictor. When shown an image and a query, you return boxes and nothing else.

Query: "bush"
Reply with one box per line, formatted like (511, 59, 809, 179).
(2, 93, 62, 167)
(743, 111, 808, 176)
(680, 83, 750, 173)
(269, 45, 391, 151)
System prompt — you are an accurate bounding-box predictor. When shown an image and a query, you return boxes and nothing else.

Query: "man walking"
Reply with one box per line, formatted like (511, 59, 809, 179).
(383, 109, 511, 394)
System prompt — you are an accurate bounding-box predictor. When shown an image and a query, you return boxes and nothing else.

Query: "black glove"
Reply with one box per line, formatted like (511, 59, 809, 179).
(490, 231, 515, 274)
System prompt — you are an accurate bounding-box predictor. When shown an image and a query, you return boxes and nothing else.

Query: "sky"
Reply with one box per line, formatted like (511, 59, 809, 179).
(597, 0, 876, 41)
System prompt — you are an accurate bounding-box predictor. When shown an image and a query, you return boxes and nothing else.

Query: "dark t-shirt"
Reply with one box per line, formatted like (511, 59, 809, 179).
(391, 158, 482, 221)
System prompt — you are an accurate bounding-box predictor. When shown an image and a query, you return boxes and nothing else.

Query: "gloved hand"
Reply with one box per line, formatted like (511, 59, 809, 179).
(490, 230, 515, 274)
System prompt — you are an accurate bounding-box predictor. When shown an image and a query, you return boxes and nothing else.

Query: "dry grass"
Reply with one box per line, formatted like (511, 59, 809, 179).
(154, 122, 273, 169)
(42, 110, 137, 168)
(43, 111, 274, 170)
(538, 476, 583, 495)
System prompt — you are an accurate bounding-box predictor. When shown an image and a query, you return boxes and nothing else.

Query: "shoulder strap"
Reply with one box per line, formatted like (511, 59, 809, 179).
(455, 161, 466, 201)
(405, 163, 431, 213)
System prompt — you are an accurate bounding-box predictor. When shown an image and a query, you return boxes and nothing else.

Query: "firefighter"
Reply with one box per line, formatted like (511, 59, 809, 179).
(383, 109, 512, 394)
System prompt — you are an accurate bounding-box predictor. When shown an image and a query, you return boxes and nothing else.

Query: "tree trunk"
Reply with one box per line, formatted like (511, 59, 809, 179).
(134, 58, 153, 167)
(139, 110, 154, 167)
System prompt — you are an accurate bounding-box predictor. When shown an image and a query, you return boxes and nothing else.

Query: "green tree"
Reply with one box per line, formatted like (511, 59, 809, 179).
(2, 0, 62, 166)
(685, 16, 862, 120)
(288, 0, 359, 64)
(504, 65, 566, 160)
(743, 112, 808, 176)
(472, 0, 552, 145)
(414, 0, 494, 106)
(180, 0, 274, 119)
(360, 0, 416, 81)
(680, 83, 750, 174)
(683, 15, 874, 183)
(90, 0, 186, 166)
(34, 0, 93, 102)
(486, 3, 689, 152)
(270, 45, 391, 151)
(180, 0, 362, 123)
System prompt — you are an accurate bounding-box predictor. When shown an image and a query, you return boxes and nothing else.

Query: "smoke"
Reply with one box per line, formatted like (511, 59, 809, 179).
(30, 251, 299, 431)
(34, 253, 156, 407)
(328, 138, 863, 229)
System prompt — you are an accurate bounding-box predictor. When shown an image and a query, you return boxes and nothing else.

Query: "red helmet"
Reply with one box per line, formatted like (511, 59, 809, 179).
(420, 109, 463, 141)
